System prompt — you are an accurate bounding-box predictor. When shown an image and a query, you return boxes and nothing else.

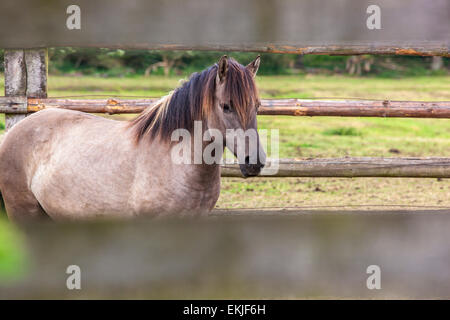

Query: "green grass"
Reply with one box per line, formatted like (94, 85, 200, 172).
(257, 116, 450, 159)
(322, 127, 362, 137)
(0, 217, 27, 282)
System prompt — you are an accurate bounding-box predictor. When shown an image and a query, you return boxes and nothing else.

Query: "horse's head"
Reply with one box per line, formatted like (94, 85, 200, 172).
(130, 55, 266, 177)
(208, 55, 266, 177)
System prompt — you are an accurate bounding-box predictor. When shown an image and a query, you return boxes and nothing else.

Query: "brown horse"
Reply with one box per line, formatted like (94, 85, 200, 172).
(0, 56, 265, 222)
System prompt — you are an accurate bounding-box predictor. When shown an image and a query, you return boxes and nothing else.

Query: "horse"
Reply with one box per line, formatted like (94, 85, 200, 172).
(0, 56, 265, 222)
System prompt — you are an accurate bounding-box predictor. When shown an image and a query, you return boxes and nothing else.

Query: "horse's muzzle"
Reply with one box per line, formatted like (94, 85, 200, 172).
(239, 156, 265, 177)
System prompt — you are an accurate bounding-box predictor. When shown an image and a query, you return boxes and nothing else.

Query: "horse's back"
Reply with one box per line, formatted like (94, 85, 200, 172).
(1, 108, 111, 146)
(9, 108, 114, 135)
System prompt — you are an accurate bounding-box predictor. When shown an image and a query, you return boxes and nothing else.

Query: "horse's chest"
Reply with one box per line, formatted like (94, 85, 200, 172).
(131, 171, 221, 215)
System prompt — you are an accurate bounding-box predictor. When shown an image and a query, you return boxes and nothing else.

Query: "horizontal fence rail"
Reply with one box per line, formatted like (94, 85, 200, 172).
(48, 43, 450, 57)
(221, 158, 450, 178)
(1, 97, 450, 118)
(3, 214, 450, 299)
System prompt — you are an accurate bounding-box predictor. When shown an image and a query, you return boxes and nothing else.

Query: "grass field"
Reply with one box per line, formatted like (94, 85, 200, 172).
(1, 74, 449, 210)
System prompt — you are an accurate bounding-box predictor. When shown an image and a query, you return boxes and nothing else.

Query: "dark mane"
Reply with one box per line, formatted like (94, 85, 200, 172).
(129, 57, 258, 142)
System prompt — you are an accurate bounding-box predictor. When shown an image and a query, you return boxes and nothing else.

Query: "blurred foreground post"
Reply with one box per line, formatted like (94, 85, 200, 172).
(2, 213, 450, 299)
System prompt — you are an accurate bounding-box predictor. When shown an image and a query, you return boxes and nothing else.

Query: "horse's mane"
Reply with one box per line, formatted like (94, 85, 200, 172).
(129, 57, 258, 142)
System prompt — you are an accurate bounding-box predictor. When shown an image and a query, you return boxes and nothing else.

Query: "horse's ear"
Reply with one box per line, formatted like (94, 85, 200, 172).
(246, 55, 260, 77)
(216, 55, 228, 84)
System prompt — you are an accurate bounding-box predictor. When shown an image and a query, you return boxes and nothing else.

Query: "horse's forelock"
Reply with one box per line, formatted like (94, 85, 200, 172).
(224, 59, 259, 128)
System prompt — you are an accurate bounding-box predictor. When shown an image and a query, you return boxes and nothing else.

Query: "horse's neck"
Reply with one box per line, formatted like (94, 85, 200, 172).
(180, 137, 222, 186)
(137, 137, 221, 190)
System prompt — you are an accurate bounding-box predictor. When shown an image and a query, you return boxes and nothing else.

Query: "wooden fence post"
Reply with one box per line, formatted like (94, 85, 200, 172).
(4, 49, 47, 131)
(25, 49, 48, 99)
(4, 50, 26, 131)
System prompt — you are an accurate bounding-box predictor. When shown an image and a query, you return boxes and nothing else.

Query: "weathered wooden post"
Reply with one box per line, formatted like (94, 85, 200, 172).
(25, 49, 48, 101)
(4, 50, 26, 131)
(4, 49, 47, 131)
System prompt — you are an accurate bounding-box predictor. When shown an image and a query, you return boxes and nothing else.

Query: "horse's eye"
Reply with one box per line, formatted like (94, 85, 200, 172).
(223, 104, 232, 113)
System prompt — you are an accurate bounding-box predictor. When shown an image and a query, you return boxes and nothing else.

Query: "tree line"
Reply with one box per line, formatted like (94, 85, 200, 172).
(1, 49, 449, 77)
